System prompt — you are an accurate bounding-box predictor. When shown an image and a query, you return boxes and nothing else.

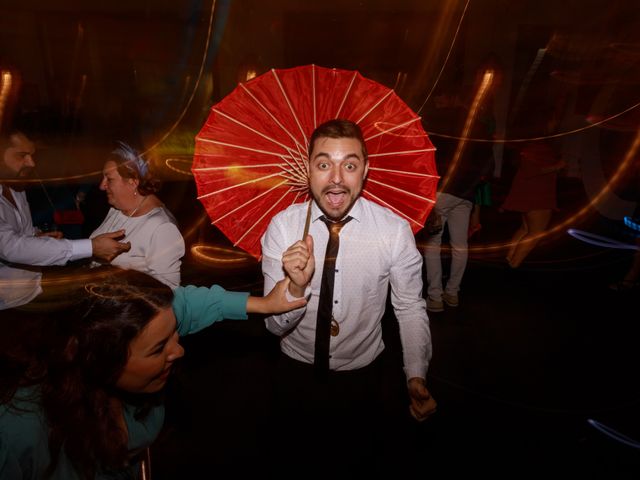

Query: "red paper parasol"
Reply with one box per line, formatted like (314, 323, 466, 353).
(193, 64, 438, 259)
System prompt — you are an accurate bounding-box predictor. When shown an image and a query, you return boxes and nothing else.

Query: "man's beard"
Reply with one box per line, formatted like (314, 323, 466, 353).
(2, 167, 35, 192)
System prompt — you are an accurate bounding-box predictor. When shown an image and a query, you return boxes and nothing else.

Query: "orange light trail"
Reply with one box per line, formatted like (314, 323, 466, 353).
(427, 100, 640, 143)
(0, 70, 13, 127)
(190, 244, 257, 268)
(439, 69, 494, 193)
(462, 126, 640, 255)
(165, 158, 194, 176)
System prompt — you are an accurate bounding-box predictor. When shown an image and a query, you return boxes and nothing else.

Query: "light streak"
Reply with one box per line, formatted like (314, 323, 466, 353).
(624, 216, 640, 232)
(439, 69, 494, 193)
(0, 70, 13, 127)
(142, 0, 217, 154)
(587, 419, 640, 449)
(459, 125, 640, 256)
(426, 100, 640, 143)
(416, 0, 470, 114)
(190, 244, 257, 268)
(164, 158, 194, 176)
(567, 229, 639, 250)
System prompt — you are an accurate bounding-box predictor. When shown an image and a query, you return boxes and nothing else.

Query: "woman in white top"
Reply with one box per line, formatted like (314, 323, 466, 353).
(90, 142, 185, 288)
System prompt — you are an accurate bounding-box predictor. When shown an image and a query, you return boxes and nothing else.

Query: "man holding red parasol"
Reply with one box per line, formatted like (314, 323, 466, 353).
(261, 119, 436, 465)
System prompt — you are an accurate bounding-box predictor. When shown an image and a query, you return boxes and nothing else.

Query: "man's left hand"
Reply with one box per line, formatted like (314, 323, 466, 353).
(407, 377, 437, 422)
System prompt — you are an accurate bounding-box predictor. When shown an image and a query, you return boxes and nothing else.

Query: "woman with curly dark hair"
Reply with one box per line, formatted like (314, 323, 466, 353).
(0, 267, 305, 479)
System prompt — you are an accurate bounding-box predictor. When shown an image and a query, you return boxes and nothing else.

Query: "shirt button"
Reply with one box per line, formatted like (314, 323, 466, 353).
(334, 300, 338, 304)
(335, 269, 339, 273)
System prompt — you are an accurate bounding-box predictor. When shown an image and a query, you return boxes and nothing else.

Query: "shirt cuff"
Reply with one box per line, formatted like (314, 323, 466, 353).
(220, 290, 250, 320)
(69, 239, 93, 262)
(285, 285, 311, 302)
(405, 364, 428, 382)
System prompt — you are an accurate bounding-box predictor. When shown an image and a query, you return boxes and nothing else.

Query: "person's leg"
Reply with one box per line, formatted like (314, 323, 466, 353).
(444, 197, 473, 297)
(271, 355, 329, 467)
(506, 214, 528, 264)
(468, 204, 482, 237)
(424, 194, 449, 302)
(508, 209, 552, 268)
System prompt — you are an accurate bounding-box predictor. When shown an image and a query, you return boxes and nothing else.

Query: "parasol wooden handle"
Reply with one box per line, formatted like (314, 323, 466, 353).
(302, 199, 312, 240)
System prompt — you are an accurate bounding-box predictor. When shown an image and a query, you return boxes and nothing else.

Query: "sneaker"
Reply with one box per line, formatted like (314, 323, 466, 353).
(426, 297, 444, 312)
(442, 292, 459, 307)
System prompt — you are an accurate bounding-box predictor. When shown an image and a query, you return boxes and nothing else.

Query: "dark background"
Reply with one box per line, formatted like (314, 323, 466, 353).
(1, 0, 639, 475)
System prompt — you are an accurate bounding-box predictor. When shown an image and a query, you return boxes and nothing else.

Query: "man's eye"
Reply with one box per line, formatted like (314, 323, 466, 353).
(317, 163, 329, 170)
(345, 163, 356, 171)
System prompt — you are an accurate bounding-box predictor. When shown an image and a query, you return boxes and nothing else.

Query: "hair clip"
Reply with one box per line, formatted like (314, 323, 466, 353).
(113, 141, 149, 179)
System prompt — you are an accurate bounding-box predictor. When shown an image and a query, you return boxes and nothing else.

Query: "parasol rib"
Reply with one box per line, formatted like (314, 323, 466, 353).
(210, 108, 296, 153)
(196, 171, 283, 199)
(368, 148, 435, 157)
(194, 163, 286, 172)
(363, 191, 425, 228)
(279, 171, 307, 187)
(234, 187, 296, 246)
(355, 90, 394, 125)
(196, 138, 295, 159)
(365, 117, 422, 142)
(288, 190, 306, 207)
(312, 64, 317, 130)
(283, 145, 309, 181)
(366, 178, 437, 202)
(279, 151, 308, 184)
(271, 69, 308, 145)
(335, 71, 358, 118)
(239, 83, 305, 152)
(368, 166, 439, 178)
(212, 179, 289, 223)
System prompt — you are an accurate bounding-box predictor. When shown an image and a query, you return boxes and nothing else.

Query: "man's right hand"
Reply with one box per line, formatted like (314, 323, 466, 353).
(91, 230, 131, 263)
(282, 235, 315, 297)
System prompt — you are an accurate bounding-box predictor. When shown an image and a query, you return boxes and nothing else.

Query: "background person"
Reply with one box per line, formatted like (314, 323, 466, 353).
(0, 266, 305, 479)
(0, 130, 131, 266)
(90, 142, 185, 288)
(261, 119, 435, 469)
(501, 142, 566, 268)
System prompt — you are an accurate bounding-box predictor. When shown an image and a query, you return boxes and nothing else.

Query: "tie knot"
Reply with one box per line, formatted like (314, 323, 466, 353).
(320, 216, 351, 236)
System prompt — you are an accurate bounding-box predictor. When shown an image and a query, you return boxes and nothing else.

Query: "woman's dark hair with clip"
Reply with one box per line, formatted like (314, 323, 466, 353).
(107, 142, 162, 195)
(0, 267, 173, 479)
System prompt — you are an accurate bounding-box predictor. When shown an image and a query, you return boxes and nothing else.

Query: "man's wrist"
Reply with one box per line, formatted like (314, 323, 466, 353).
(288, 282, 307, 298)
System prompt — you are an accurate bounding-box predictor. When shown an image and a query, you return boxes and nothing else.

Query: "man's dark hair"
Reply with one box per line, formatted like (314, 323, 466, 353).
(308, 119, 368, 162)
(0, 129, 26, 153)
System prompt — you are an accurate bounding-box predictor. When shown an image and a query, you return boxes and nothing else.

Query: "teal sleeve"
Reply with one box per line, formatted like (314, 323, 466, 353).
(172, 285, 249, 336)
(0, 427, 22, 479)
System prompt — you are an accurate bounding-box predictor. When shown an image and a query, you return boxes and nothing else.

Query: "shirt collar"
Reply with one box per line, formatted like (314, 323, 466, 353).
(310, 197, 363, 225)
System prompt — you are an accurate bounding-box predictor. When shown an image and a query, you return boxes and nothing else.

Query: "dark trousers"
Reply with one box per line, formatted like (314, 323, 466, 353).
(270, 352, 408, 473)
